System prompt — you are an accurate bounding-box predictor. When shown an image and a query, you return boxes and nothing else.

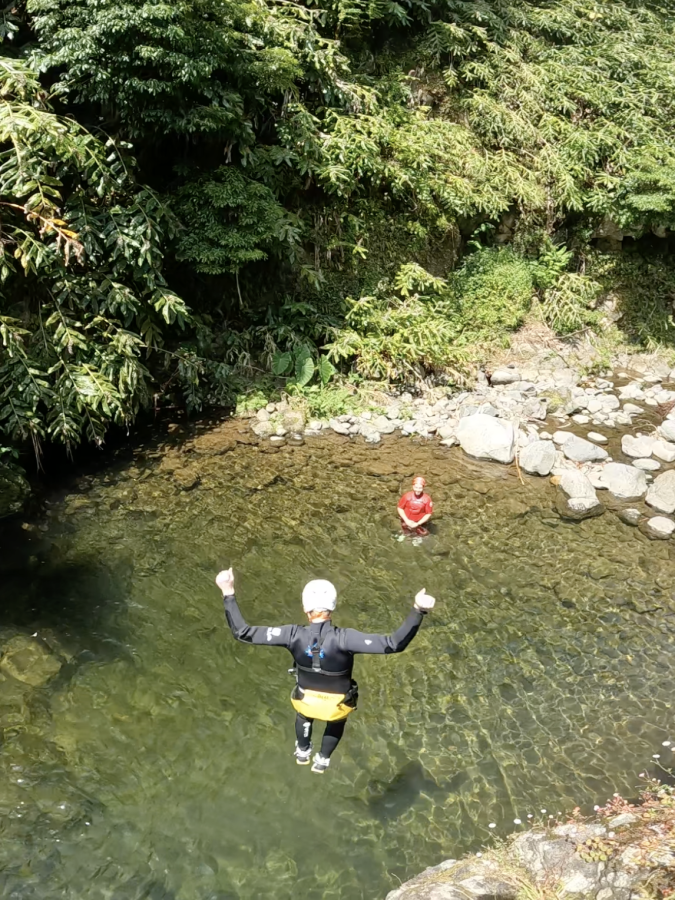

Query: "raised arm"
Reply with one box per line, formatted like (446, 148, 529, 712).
(217, 568, 296, 647)
(340, 589, 435, 655)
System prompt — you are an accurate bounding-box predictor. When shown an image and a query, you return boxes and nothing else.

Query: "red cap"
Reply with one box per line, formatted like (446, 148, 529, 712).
(412, 476, 426, 487)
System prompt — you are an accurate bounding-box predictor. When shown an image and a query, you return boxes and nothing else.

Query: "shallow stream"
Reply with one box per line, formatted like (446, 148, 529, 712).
(1, 421, 675, 899)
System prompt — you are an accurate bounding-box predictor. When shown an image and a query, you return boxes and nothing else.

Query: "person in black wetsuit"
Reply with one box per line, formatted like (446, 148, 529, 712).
(216, 568, 436, 774)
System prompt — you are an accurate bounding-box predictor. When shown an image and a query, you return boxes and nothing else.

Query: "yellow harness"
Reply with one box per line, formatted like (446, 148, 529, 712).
(290, 685, 356, 722)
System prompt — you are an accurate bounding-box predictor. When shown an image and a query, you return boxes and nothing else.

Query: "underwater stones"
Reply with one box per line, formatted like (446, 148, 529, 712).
(561, 435, 608, 463)
(0, 635, 62, 687)
(518, 441, 556, 476)
(646, 470, 675, 514)
(172, 467, 201, 491)
(456, 414, 515, 464)
(621, 434, 655, 459)
(644, 516, 675, 540)
(596, 463, 647, 499)
(618, 508, 641, 526)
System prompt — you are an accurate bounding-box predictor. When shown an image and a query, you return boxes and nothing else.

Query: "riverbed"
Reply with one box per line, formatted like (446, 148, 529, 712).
(1, 425, 674, 900)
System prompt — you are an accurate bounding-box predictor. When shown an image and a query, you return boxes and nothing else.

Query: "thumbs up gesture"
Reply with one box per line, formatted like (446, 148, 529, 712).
(216, 568, 235, 596)
(414, 588, 435, 612)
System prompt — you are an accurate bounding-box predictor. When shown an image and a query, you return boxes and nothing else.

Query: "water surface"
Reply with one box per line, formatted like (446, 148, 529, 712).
(1, 424, 674, 899)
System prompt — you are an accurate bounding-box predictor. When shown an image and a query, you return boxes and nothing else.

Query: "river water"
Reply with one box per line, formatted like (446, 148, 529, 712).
(1, 421, 674, 900)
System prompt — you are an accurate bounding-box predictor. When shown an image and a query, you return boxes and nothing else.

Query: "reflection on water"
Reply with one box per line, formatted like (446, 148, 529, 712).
(1, 426, 675, 900)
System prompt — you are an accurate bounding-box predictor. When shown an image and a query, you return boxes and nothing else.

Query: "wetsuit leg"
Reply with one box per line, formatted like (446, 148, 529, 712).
(295, 713, 314, 751)
(319, 719, 347, 758)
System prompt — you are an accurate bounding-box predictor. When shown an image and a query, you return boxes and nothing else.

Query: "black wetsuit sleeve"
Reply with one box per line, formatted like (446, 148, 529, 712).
(340, 608, 426, 655)
(223, 594, 296, 647)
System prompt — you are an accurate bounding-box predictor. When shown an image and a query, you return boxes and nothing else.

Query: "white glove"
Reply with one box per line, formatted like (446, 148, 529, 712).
(414, 588, 435, 611)
(216, 568, 235, 596)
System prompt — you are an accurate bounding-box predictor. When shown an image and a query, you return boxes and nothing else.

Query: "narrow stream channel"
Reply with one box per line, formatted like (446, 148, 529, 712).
(1, 428, 674, 899)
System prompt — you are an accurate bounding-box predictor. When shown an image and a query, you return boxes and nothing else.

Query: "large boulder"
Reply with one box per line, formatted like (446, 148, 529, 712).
(0, 635, 62, 687)
(646, 470, 675, 514)
(653, 440, 675, 463)
(562, 436, 608, 463)
(519, 441, 557, 476)
(556, 470, 604, 520)
(456, 414, 515, 464)
(559, 470, 597, 501)
(596, 463, 647, 499)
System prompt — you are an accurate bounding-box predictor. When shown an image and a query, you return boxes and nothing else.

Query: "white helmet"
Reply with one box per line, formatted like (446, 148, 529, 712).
(302, 579, 337, 613)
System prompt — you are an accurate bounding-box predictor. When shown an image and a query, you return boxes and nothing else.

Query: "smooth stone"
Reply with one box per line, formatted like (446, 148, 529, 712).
(519, 440, 557, 476)
(571, 414, 590, 425)
(372, 415, 397, 435)
(632, 458, 661, 471)
(256, 408, 270, 422)
(562, 436, 608, 463)
(645, 516, 675, 539)
(646, 470, 675, 513)
(522, 397, 547, 420)
(618, 508, 641, 526)
(552, 431, 573, 445)
(586, 432, 607, 443)
(252, 420, 275, 438)
(456, 414, 515, 464)
(659, 420, 675, 442)
(621, 434, 655, 458)
(653, 440, 675, 463)
(622, 403, 643, 415)
(490, 368, 521, 385)
(596, 463, 647, 499)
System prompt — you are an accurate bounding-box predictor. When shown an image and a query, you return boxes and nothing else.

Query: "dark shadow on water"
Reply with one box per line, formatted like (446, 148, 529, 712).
(367, 760, 447, 822)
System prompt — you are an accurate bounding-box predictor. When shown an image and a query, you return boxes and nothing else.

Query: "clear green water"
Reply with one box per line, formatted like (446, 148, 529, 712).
(1, 427, 675, 900)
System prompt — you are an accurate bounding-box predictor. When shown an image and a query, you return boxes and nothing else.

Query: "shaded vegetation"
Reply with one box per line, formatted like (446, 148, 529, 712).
(2, 0, 675, 465)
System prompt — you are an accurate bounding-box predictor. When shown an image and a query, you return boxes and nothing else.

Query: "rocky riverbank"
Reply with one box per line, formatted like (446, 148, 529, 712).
(246, 349, 675, 538)
(387, 781, 675, 900)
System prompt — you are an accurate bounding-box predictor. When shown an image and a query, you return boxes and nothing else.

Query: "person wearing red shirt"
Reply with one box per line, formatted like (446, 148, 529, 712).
(398, 476, 433, 536)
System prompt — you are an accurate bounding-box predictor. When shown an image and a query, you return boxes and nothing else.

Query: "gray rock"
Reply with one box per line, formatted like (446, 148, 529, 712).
(571, 414, 590, 425)
(552, 430, 573, 445)
(385, 860, 462, 900)
(646, 470, 675, 513)
(645, 516, 675, 539)
(596, 463, 647, 499)
(621, 434, 655, 458)
(619, 383, 645, 400)
(0, 636, 62, 687)
(372, 415, 397, 435)
(587, 432, 607, 443)
(361, 427, 381, 444)
(522, 397, 547, 420)
(329, 419, 352, 435)
(556, 496, 604, 520)
(252, 420, 275, 438)
(490, 368, 521, 385)
(437, 422, 458, 440)
(608, 812, 639, 828)
(559, 469, 598, 500)
(633, 458, 661, 471)
(618, 508, 641, 526)
(456, 414, 515, 464)
(256, 408, 270, 422)
(660, 420, 675, 442)
(386, 406, 401, 420)
(653, 440, 675, 463)
(519, 441, 557, 476)
(562, 436, 609, 463)
(622, 403, 643, 415)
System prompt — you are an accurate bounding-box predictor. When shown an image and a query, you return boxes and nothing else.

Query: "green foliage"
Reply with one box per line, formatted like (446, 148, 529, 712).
(327, 250, 534, 381)
(272, 346, 336, 387)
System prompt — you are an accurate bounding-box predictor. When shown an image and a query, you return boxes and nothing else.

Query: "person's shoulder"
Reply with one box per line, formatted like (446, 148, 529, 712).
(399, 490, 412, 501)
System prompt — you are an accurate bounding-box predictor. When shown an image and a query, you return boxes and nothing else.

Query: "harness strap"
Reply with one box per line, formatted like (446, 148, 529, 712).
(296, 623, 351, 677)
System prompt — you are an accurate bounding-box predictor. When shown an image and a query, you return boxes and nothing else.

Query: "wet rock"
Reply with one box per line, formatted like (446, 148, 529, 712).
(0, 635, 62, 687)
(490, 368, 521, 385)
(644, 516, 675, 540)
(618, 508, 641, 526)
(621, 435, 655, 459)
(596, 463, 647, 499)
(562, 436, 608, 463)
(172, 467, 201, 491)
(456, 414, 515, 464)
(646, 470, 675, 513)
(519, 441, 556, 476)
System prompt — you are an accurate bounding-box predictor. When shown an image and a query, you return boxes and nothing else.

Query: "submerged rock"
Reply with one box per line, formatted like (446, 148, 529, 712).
(618, 508, 641, 526)
(0, 635, 62, 687)
(644, 516, 675, 540)
(456, 414, 515, 464)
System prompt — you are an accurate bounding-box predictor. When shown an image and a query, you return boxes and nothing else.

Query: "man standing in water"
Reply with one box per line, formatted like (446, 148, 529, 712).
(216, 569, 435, 774)
(398, 476, 434, 536)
